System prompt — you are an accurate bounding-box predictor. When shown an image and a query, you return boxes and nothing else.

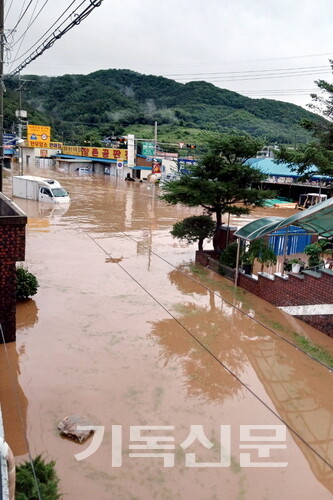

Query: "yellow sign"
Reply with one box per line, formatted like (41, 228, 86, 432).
(49, 142, 62, 149)
(27, 124, 51, 148)
(63, 145, 128, 161)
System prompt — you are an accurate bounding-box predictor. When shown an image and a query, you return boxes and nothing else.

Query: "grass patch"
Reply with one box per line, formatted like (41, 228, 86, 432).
(293, 333, 333, 369)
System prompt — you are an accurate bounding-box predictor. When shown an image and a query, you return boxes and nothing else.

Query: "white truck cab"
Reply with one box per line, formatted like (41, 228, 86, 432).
(12, 176, 70, 204)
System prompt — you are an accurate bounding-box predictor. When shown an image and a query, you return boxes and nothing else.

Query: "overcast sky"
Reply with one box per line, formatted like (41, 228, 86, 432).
(5, 0, 333, 109)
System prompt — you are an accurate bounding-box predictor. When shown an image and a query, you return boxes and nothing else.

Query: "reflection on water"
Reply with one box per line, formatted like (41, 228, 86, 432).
(16, 300, 39, 332)
(0, 343, 28, 458)
(2, 167, 333, 498)
(161, 265, 333, 492)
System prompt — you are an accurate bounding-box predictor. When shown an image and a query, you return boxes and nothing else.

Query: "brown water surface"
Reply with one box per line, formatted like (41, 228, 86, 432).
(1, 166, 333, 499)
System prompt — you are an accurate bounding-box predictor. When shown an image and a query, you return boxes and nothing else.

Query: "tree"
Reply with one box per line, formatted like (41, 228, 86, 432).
(160, 133, 275, 231)
(171, 215, 215, 251)
(16, 266, 39, 300)
(16, 455, 61, 500)
(276, 61, 333, 179)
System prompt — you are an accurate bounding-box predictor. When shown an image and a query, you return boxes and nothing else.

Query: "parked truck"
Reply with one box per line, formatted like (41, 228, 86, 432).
(12, 175, 70, 203)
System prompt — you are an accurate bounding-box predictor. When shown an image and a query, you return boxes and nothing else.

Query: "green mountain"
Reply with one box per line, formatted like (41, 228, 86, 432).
(4, 69, 323, 147)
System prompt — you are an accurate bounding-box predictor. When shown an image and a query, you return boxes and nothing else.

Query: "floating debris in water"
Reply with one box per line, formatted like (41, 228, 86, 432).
(57, 415, 94, 443)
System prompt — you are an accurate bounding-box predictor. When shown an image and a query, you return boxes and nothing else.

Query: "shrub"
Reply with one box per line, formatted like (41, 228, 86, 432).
(219, 241, 238, 269)
(16, 266, 39, 300)
(171, 215, 215, 251)
(16, 455, 61, 500)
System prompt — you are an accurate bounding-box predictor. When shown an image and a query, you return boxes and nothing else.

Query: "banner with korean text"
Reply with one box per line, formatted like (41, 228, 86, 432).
(63, 146, 128, 161)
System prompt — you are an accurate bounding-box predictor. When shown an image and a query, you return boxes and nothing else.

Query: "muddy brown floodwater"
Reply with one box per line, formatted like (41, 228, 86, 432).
(1, 166, 333, 499)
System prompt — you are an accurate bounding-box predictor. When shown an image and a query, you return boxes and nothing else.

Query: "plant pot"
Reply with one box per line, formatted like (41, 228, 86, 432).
(291, 263, 301, 273)
(242, 264, 253, 275)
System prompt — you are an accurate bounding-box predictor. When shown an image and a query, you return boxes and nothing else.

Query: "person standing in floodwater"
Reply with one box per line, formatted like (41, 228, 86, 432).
(125, 173, 135, 181)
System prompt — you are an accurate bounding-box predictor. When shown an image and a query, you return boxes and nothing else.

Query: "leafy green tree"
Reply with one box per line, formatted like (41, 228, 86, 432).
(16, 266, 39, 300)
(16, 455, 61, 500)
(276, 61, 333, 178)
(161, 134, 275, 232)
(171, 215, 215, 250)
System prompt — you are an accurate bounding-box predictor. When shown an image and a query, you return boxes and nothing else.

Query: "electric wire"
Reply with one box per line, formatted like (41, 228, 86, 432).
(0, 324, 42, 500)
(8, 173, 332, 471)
(9, 0, 104, 75)
(11, 0, 50, 49)
(173, 69, 333, 83)
(4, 0, 14, 22)
(134, 51, 333, 70)
(163, 64, 331, 78)
(60, 179, 333, 374)
(72, 220, 333, 470)
(10, 0, 50, 70)
(10, 0, 34, 33)
(8, 0, 83, 66)
(119, 227, 333, 373)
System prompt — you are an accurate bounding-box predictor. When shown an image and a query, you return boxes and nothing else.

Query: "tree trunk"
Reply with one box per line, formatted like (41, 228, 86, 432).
(213, 210, 223, 253)
(198, 238, 203, 251)
(216, 210, 222, 230)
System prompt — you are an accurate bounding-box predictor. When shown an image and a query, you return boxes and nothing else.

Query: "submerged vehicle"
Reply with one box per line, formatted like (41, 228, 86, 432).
(12, 175, 70, 203)
(297, 193, 327, 210)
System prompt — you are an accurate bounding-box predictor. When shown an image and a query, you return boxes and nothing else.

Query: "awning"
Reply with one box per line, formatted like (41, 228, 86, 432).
(234, 197, 333, 241)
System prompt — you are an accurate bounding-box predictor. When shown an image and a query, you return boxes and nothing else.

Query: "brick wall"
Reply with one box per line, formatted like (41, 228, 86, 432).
(0, 194, 27, 343)
(196, 249, 333, 337)
(238, 270, 333, 337)
(238, 271, 333, 307)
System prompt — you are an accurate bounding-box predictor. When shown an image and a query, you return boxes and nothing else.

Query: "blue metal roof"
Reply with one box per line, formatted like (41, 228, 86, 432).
(250, 158, 331, 180)
(235, 197, 333, 240)
(53, 154, 127, 165)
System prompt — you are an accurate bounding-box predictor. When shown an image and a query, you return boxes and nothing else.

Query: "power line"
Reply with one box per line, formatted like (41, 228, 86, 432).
(4, 0, 13, 22)
(72, 221, 333, 470)
(8, 0, 83, 66)
(9, 0, 104, 75)
(134, 51, 333, 70)
(11, 0, 50, 48)
(172, 69, 332, 83)
(10, 0, 50, 68)
(10, 0, 33, 33)
(163, 64, 331, 78)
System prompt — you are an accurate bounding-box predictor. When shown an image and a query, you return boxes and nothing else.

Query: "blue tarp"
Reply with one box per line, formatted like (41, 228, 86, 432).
(269, 226, 312, 256)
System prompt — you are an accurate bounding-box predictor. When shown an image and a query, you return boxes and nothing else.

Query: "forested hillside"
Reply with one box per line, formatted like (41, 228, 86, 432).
(4, 69, 323, 146)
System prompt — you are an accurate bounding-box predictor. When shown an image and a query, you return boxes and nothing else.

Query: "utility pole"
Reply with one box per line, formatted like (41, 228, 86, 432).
(154, 121, 157, 156)
(0, 0, 4, 192)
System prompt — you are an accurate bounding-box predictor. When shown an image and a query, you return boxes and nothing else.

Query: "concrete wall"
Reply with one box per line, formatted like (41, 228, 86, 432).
(0, 195, 27, 343)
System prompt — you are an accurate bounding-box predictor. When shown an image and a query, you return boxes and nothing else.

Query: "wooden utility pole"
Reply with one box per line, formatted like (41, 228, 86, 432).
(0, 0, 4, 192)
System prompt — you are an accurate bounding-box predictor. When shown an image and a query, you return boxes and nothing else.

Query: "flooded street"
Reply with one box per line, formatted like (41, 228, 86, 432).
(1, 166, 333, 499)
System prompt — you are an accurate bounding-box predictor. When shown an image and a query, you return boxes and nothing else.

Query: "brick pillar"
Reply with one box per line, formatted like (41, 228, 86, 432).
(0, 194, 27, 343)
(0, 263, 17, 342)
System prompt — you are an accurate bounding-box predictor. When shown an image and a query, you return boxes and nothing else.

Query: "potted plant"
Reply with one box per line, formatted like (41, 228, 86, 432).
(241, 253, 254, 275)
(246, 238, 277, 273)
(287, 258, 305, 273)
(304, 240, 330, 270)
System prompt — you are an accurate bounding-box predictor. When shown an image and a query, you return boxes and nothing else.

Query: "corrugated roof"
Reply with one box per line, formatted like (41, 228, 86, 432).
(246, 158, 330, 179)
(234, 197, 333, 241)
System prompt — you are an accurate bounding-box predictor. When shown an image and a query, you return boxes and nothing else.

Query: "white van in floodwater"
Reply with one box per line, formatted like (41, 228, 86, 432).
(297, 192, 327, 210)
(12, 175, 70, 203)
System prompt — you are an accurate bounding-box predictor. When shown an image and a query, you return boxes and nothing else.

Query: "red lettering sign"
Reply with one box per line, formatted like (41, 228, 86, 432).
(112, 149, 121, 159)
